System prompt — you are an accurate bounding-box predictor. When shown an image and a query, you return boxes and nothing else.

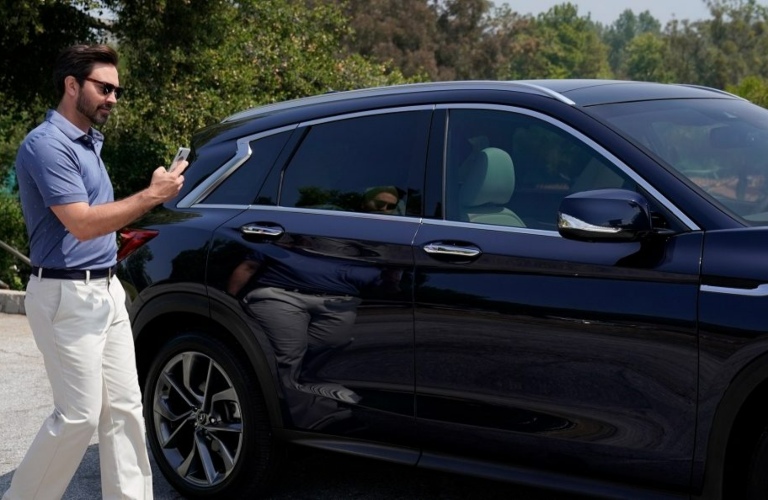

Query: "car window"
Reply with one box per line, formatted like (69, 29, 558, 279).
(203, 130, 293, 205)
(590, 98, 768, 224)
(279, 111, 431, 216)
(445, 108, 635, 231)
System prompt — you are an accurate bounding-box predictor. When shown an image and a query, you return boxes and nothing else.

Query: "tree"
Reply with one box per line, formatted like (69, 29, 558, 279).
(435, 0, 494, 79)
(603, 9, 662, 78)
(624, 32, 672, 82)
(342, 0, 439, 79)
(504, 3, 610, 79)
(727, 75, 768, 107)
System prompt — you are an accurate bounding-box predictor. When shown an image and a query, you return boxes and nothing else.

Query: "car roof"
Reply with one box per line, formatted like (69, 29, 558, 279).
(222, 79, 741, 123)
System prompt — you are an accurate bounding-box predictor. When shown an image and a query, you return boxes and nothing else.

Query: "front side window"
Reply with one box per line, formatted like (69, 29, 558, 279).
(279, 111, 431, 216)
(590, 98, 768, 225)
(445, 108, 635, 230)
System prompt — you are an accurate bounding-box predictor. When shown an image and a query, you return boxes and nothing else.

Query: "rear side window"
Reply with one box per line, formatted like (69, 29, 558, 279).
(203, 130, 292, 205)
(279, 111, 431, 216)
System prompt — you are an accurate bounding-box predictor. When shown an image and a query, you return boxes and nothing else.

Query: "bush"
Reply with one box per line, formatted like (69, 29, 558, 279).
(0, 193, 29, 290)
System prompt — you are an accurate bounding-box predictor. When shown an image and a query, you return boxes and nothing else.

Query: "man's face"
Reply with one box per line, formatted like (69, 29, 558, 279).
(364, 191, 398, 214)
(76, 63, 119, 126)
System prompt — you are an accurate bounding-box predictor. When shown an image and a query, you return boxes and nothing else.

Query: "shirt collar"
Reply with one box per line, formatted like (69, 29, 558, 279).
(45, 109, 105, 145)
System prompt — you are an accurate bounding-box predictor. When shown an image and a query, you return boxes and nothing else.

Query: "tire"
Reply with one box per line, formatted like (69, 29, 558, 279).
(746, 428, 768, 499)
(143, 332, 280, 498)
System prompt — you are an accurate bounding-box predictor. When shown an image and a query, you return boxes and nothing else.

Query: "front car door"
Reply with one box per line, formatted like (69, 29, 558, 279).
(413, 104, 702, 493)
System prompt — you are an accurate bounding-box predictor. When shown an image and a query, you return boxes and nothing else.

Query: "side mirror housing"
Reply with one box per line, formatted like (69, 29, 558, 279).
(558, 189, 653, 242)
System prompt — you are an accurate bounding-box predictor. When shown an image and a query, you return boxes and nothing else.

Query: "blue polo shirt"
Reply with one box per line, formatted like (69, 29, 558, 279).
(16, 109, 117, 270)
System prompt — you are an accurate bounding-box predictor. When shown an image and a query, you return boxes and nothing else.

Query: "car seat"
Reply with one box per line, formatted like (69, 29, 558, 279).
(459, 147, 525, 227)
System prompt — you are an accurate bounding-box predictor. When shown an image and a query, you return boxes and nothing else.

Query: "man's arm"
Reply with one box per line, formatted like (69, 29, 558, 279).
(51, 163, 188, 241)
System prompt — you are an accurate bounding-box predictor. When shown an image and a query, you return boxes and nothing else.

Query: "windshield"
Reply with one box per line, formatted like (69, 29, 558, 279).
(589, 98, 768, 225)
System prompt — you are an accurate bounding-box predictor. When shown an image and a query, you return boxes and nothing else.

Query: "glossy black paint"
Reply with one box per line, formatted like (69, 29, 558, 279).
(118, 80, 768, 499)
(559, 189, 654, 241)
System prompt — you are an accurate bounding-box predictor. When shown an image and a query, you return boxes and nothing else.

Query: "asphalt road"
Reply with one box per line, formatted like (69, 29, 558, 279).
(0, 312, 576, 499)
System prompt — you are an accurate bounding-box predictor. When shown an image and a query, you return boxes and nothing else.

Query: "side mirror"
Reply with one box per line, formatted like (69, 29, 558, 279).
(558, 189, 653, 242)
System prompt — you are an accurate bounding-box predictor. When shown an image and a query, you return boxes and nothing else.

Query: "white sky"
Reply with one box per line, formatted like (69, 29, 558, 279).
(495, 0, 715, 25)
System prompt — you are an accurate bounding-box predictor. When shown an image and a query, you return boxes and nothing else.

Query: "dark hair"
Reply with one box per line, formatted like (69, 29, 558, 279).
(363, 186, 399, 203)
(52, 44, 119, 99)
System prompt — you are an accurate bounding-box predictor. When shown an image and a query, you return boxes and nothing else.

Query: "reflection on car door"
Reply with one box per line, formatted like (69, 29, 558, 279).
(207, 109, 432, 447)
(412, 106, 702, 491)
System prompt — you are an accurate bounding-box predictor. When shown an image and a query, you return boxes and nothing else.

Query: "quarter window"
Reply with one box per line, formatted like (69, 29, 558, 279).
(203, 130, 292, 205)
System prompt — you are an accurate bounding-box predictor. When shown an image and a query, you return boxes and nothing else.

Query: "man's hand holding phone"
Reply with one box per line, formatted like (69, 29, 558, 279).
(168, 147, 190, 173)
(148, 147, 189, 203)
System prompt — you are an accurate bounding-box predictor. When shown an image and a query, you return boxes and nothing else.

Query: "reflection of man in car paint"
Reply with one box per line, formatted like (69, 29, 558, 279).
(226, 237, 399, 430)
(361, 185, 400, 214)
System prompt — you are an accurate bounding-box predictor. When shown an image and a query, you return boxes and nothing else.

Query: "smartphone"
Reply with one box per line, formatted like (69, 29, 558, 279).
(168, 147, 190, 173)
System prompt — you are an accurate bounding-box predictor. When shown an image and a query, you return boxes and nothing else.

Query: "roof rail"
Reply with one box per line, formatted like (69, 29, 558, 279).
(221, 80, 574, 123)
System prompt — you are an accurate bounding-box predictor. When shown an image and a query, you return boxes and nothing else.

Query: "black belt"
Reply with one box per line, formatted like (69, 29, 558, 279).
(31, 265, 116, 280)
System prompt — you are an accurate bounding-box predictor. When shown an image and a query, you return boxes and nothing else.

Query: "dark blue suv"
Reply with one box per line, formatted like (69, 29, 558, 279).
(119, 80, 768, 499)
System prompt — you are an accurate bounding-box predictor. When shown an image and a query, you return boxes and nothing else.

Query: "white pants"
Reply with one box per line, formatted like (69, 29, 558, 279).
(3, 275, 152, 500)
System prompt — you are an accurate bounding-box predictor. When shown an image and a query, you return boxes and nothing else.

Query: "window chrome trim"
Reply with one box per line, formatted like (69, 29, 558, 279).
(298, 105, 435, 128)
(177, 124, 298, 208)
(701, 284, 768, 297)
(436, 103, 701, 232)
(218, 204, 425, 222)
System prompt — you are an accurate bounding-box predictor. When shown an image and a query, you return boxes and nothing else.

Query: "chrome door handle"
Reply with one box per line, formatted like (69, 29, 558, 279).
(240, 224, 284, 237)
(423, 242, 481, 258)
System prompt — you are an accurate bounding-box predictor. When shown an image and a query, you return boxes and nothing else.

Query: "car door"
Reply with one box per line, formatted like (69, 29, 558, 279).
(206, 108, 431, 446)
(413, 105, 702, 491)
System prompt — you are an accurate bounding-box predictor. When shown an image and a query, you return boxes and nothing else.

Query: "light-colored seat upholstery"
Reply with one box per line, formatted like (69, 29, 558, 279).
(459, 147, 525, 227)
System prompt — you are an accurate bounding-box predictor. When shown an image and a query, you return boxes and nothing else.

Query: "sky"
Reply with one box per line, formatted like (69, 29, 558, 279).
(495, 0, 714, 25)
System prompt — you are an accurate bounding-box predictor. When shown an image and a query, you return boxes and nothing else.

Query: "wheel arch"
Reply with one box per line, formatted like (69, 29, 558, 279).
(130, 290, 284, 429)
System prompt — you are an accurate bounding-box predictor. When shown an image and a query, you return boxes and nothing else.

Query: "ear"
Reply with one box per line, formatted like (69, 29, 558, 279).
(63, 75, 80, 97)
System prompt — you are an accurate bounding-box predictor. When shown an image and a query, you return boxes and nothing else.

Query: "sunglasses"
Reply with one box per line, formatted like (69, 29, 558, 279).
(84, 77, 125, 100)
(371, 199, 397, 211)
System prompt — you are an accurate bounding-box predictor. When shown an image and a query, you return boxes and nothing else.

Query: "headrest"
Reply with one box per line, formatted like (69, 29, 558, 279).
(460, 148, 515, 207)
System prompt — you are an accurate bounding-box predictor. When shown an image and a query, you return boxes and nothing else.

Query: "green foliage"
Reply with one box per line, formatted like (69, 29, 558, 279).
(604, 9, 662, 77)
(343, 0, 439, 79)
(0, 192, 29, 290)
(501, 3, 610, 80)
(0, 95, 38, 290)
(726, 75, 768, 107)
(0, 0, 107, 106)
(624, 32, 673, 82)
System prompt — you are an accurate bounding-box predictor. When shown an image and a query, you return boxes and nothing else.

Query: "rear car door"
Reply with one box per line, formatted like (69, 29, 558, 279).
(205, 108, 432, 446)
(413, 105, 702, 492)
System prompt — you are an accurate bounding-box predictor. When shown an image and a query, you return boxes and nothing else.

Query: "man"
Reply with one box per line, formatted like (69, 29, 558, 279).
(3, 44, 187, 500)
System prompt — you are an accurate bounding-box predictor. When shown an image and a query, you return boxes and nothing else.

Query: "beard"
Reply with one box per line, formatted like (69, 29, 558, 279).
(76, 92, 112, 126)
